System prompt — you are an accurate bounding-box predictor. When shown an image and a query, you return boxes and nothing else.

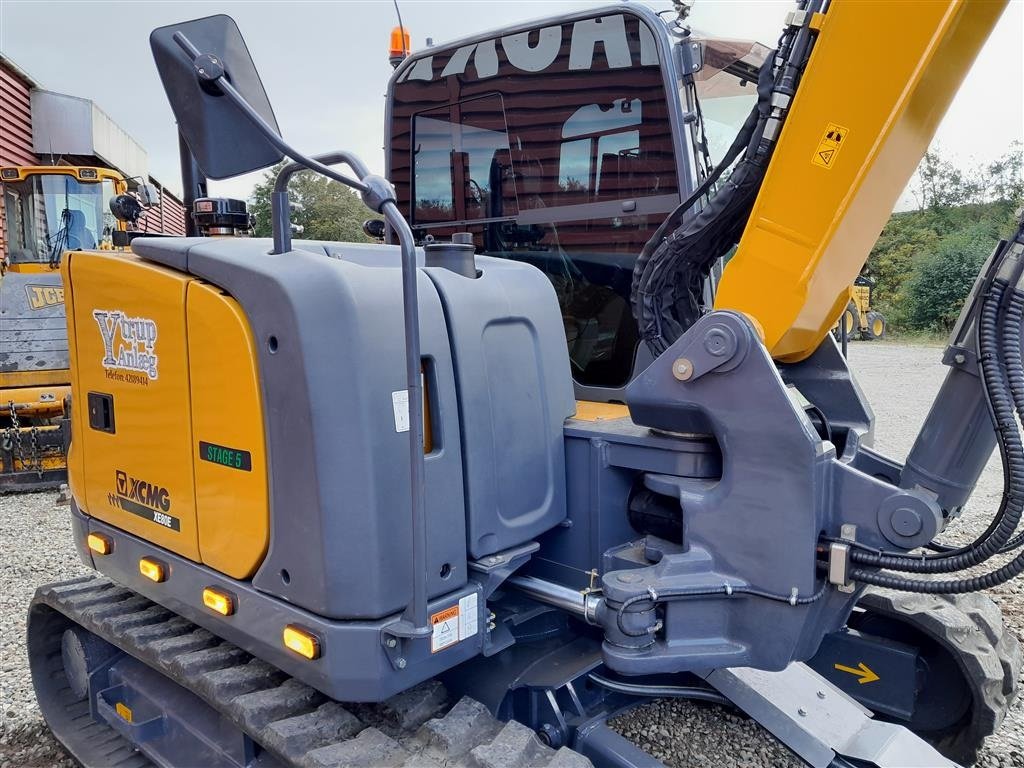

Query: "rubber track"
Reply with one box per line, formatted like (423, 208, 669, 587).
(858, 587, 1022, 766)
(32, 576, 593, 768)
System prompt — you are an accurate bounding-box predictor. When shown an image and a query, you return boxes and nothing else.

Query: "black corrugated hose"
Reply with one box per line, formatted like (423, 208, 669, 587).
(846, 242, 1024, 573)
(848, 223, 1024, 592)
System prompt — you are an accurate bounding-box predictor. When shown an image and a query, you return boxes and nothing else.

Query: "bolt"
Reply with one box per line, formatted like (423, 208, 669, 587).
(615, 572, 642, 584)
(891, 506, 923, 537)
(797, 708, 807, 717)
(538, 723, 563, 748)
(703, 328, 731, 357)
(396, 657, 407, 669)
(816, 690, 826, 699)
(386, 638, 397, 648)
(673, 358, 693, 381)
(954, 353, 966, 365)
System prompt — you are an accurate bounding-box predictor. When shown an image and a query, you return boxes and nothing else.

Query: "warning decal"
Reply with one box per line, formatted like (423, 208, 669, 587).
(812, 122, 849, 170)
(431, 606, 460, 652)
(430, 593, 479, 653)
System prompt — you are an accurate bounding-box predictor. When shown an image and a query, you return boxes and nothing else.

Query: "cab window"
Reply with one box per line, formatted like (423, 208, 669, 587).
(394, 12, 678, 390)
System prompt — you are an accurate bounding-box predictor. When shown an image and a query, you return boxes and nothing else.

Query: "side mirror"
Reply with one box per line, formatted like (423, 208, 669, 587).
(137, 183, 160, 207)
(363, 219, 386, 240)
(110, 194, 143, 224)
(150, 15, 283, 179)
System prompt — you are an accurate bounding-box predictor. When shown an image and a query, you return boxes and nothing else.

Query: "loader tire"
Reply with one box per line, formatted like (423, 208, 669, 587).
(832, 301, 860, 342)
(29, 577, 593, 768)
(854, 588, 1021, 766)
(864, 310, 886, 340)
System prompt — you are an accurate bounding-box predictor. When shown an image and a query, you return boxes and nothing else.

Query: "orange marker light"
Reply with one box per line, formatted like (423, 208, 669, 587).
(87, 533, 112, 555)
(139, 558, 166, 583)
(202, 587, 235, 616)
(283, 625, 321, 660)
(389, 26, 411, 60)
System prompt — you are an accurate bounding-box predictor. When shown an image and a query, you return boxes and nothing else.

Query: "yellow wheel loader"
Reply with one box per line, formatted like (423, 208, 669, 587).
(0, 166, 132, 491)
(835, 275, 886, 343)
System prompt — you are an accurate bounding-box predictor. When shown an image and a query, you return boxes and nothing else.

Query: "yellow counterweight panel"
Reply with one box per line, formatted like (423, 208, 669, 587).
(67, 250, 200, 561)
(187, 281, 269, 579)
(714, 0, 1007, 361)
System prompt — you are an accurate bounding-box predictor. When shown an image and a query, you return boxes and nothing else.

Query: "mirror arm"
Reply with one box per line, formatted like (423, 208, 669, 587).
(172, 30, 431, 636)
(271, 151, 375, 255)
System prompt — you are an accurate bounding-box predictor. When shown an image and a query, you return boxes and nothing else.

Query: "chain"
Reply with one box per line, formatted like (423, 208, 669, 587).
(6, 400, 42, 475)
(29, 424, 42, 476)
(8, 401, 23, 463)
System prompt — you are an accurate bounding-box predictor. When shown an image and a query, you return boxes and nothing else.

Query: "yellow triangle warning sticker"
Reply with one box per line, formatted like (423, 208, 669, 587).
(812, 122, 850, 170)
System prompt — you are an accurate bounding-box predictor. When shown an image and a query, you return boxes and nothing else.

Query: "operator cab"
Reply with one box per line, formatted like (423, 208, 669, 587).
(1, 168, 122, 271)
(387, 6, 767, 399)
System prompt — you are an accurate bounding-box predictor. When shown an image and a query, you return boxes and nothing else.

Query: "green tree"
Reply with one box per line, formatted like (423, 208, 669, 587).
(910, 142, 1022, 212)
(911, 150, 981, 210)
(900, 224, 1000, 332)
(866, 144, 1022, 334)
(249, 161, 373, 243)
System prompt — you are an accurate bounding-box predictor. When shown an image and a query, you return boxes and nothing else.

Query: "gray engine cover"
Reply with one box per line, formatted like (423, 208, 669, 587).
(129, 236, 573, 622)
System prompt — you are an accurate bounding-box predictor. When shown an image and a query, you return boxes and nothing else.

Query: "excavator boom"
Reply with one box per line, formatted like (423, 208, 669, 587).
(715, 0, 1008, 360)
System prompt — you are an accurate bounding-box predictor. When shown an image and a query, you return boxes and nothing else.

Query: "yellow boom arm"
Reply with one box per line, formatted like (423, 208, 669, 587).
(714, 0, 1007, 362)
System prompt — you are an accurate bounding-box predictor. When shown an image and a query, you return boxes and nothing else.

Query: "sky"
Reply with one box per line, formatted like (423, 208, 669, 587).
(2, 0, 1021, 208)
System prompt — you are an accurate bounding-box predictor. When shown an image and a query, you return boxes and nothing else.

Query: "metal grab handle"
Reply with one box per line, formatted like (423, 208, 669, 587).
(174, 30, 432, 636)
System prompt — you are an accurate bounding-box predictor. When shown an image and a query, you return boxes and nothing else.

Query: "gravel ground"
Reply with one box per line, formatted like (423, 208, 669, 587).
(0, 341, 1021, 767)
(0, 491, 87, 768)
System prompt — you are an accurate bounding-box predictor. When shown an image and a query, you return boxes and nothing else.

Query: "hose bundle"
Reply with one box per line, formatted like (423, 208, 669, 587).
(847, 224, 1024, 593)
(630, 1, 824, 356)
(629, 56, 776, 355)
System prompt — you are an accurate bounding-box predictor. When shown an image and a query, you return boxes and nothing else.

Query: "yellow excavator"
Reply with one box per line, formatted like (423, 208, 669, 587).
(26, 2, 1023, 767)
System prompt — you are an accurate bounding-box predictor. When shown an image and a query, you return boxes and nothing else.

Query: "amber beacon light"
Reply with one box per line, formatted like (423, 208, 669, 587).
(389, 26, 410, 67)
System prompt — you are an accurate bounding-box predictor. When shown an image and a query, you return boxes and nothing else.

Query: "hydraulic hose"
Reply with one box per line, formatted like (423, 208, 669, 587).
(848, 239, 1024, 592)
(848, 288, 1023, 573)
(615, 582, 827, 637)
(843, 232, 1024, 576)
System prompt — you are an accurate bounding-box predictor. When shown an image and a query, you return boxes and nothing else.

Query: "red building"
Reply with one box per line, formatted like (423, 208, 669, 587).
(1, 54, 187, 261)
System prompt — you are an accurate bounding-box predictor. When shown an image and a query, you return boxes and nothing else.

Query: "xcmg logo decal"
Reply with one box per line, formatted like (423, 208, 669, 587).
(109, 469, 179, 531)
(93, 309, 159, 384)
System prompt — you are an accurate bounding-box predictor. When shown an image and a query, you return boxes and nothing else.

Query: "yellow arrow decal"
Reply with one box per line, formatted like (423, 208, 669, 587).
(834, 662, 880, 684)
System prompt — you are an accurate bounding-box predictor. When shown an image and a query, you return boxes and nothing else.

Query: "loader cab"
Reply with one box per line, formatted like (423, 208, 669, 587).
(1, 167, 127, 273)
(387, 5, 766, 399)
